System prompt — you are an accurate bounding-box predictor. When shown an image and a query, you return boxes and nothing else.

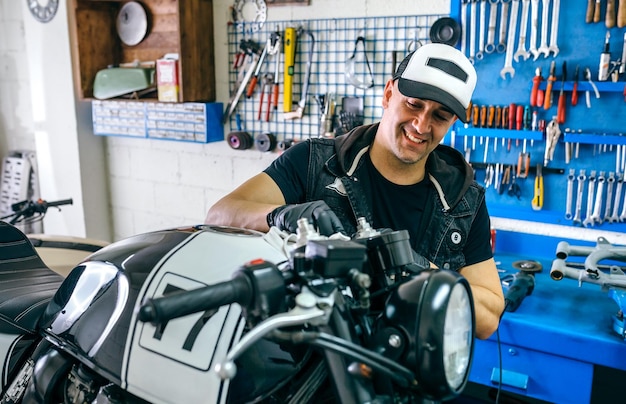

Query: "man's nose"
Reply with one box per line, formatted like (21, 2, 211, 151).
(411, 112, 432, 133)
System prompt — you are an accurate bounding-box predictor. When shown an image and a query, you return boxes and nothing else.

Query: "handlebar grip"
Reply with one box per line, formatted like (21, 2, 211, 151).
(45, 198, 73, 208)
(138, 275, 252, 324)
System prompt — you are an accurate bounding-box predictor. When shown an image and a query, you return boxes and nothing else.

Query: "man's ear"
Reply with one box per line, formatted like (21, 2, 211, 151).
(382, 79, 394, 109)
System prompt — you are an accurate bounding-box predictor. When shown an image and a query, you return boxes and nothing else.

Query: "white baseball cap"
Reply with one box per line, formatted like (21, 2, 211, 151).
(393, 43, 477, 123)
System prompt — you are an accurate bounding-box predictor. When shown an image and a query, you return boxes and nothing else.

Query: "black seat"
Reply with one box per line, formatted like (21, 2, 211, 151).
(0, 221, 64, 334)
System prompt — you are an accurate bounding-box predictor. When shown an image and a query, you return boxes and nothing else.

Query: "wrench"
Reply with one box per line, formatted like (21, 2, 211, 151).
(548, 0, 560, 56)
(469, 0, 478, 63)
(485, 0, 499, 53)
(529, 0, 540, 59)
(497, 0, 511, 53)
(609, 173, 623, 223)
(564, 168, 575, 220)
(582, 170, 596, 227)
(476, 0, 487, 60)
(620, 179, 626, 222)
(461, 0, 469, 56)
(590, 171, 606, 225)
(537, 0, 551, 58)
(604, 172, 615, 221)
(501, 0, 520, 79)
(514, 0, 531, 62)
(572, 170, 586, 226)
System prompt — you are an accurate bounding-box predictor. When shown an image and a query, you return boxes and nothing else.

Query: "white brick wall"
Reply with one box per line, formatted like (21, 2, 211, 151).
(0, 0, 36, 156)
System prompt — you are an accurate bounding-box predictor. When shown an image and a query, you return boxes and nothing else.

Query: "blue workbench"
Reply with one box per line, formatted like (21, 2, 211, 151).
(468, 231, 626, 403)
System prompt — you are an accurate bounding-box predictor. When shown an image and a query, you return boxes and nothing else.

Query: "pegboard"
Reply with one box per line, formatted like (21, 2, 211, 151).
(448, 0, 626, 232)
(225, 14, 447, 142)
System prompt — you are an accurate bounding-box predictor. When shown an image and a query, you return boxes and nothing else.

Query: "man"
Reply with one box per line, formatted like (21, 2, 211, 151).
(206, 43, 504, 339)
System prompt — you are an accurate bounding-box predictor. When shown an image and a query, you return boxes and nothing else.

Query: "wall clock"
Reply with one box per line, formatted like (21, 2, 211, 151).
(27, 0, 59, 23)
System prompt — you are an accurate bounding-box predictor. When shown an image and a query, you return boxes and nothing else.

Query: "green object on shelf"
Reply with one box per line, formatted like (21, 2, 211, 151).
(93, 67, 155, 100)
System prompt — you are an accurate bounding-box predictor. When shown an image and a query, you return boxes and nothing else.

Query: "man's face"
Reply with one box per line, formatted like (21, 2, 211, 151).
(379, 79, 458, 165)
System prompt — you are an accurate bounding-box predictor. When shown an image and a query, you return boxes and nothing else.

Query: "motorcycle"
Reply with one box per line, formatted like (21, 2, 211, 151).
(0, 198, 109, 277)
(0, 215, 475, 403)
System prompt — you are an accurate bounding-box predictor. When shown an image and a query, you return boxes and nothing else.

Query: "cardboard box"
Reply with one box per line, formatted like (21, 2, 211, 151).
(156, 57, 179, 102)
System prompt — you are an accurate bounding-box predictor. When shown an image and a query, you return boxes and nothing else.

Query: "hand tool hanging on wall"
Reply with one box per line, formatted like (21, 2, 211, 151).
(514, 0, 531, 62)
(557, 62, 567, 124)
(572, 169, 586, 225)
(564, 169, 575, 220)
(587, 0, 596, 23)
(590, 171, 606, 225)
(530, 67, 543, 106)
(594, 0, 602, 23)
(475, 0, 487, 61)
(544, 118, 561, 166)
(548, 0, 561, 56)
(500, 0, 519, 79)
(223, 40, 261, 124)
(461, 0, 469, 56)
(599, 31, 611, 81)
(529, 0, 540, 59)
(543, 61, 556, 109)
(537, 0, 552, 58)
(607, 0, 617, 27)
(469, 0, 478, 63)
(270, 30, 281, 111)
(584, 67, 601, 107)
(246, 39, 269, 98)
(604, 172, 616, 221)
(283, 27, 297, 113)
(285, 28, 315, 120)
(571, 65, 579, 106)
(620, 33, 626, 75)
(497, 0, 510, 53)
(619, 0, 626, 27)
(610, 174, 624, 223)
(582, 170, 597, 227)
(485, 0, 498, 54)
(345, 36, 375, 89)
(531, 164, 544, 210)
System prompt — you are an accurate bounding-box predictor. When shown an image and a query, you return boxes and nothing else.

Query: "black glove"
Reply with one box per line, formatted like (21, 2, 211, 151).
(267, 201, 346, 236)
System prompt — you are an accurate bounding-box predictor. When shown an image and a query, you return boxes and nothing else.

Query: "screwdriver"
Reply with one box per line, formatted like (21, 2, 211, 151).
(557, 62, 567, 124)
(530, 68, 543, 107)
(531, 164, 544, 210)
(571, 65, 579, 106)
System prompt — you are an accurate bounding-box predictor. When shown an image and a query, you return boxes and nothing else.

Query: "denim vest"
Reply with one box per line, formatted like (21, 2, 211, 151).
(304, 124, 485, 272)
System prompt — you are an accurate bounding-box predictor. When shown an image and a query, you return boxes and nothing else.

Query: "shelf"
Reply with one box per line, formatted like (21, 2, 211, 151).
(68, 0, 216, 102)
(563, 132, 626, 145)
(536, 80, 626, 93)
(455, 126, 544, 141)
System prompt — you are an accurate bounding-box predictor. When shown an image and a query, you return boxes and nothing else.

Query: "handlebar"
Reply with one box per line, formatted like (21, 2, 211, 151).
(138, 274, 253, 324)
(1, 198, 73, 224)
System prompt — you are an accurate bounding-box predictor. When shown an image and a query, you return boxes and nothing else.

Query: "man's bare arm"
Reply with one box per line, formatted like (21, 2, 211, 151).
(459, 258, 505, 340)
(205, 173, 286, 232)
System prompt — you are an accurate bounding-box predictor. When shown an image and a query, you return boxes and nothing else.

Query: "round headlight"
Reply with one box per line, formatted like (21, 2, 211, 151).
(380, 269, 475, 401)
(443, 282, 473, 391)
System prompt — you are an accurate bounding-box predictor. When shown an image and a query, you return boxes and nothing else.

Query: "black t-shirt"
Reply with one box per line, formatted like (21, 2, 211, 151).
(264, 141, 492, 266)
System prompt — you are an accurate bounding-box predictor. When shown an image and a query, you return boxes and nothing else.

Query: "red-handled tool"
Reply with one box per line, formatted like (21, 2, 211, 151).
(544, 61, 556, 110)
(509, 103, 517, 130)
(530, 68, 543, 107)
(516, 104, 524, 130)
(571, 65, 579, 106)
(557, 61, 567, 124)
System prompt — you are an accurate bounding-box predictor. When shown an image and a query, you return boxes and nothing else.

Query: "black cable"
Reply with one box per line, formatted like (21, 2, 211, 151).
(273, 330, 415, 388)
(495, 301, 510, 404)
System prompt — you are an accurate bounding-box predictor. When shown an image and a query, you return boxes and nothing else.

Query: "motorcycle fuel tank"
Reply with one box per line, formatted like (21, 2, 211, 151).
(38, 225, 292, 403)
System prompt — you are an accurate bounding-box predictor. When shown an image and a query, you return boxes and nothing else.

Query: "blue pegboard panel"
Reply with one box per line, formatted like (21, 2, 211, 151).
(447, 0, 626, 231)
